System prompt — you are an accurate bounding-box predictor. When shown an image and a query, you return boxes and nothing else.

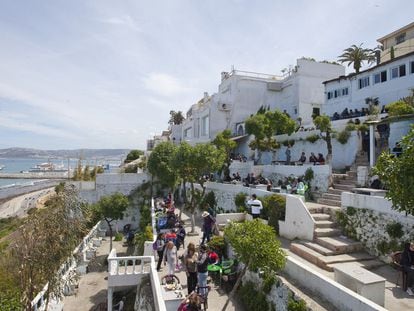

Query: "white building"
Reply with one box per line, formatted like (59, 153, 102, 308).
(378, 21, 414, 63)
(178, 59, 344, 145)
(322, 52, 414, 119)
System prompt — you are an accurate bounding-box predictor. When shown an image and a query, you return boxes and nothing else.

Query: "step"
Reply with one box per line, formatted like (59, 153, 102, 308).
(347, 171, 357, 177)
(335, 179, 356, 186)
(301, 241, 336, 256)
(317, 198, 342, 207)
(314, 228, 342, 237)
(308, 207, 325, 214)
(332, 173, 347, 180)
(327, 188, 344, 195)
(311, 213, 331, 221)
(321, 193, 341, 201)
(319, 253, 377, 272)
(314, 220, 336, 229)
(332, 184, 354, 191)
(315, 236, 363, 253)
(290, 243, 323, 266)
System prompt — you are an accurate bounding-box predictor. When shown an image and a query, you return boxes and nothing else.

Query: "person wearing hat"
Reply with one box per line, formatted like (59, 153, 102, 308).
(201, 211, 215, 245)
(247, 194, 263, 219)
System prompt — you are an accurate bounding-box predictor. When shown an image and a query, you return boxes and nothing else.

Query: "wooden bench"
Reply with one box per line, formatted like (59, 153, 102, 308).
(334, 263, 386, 306)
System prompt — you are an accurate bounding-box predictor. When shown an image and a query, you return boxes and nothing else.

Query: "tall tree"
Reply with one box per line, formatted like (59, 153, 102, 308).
(93, 193, 129, 252)
(173, 142, 225, 232)
(212, 129, 237, 178)
(125, 149, 144, 163)
(245, 109, 296, 163)
(338, 43, 376, 73)
(169, 110, 185, 125)
(147, 142, 178, 192)
(314, 115, 333, 161)
(221, 219, 286, 311)
(10, 186, 87, 310)
(373, 126, 414, 216)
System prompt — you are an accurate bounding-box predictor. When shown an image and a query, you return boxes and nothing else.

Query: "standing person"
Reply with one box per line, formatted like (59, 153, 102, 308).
(400, 242, 414, 295)
(183, 242, 198, 295)
(155, 233, 165, 271)
(176, 223, 186, 250)
(163, 241, 178, 276)
(247, 194, 263, 219)
(196, 244, 209, 295)
(201, 211, 215, 245)
(114, 296, 126, 311)
(285, 145, 291, 165)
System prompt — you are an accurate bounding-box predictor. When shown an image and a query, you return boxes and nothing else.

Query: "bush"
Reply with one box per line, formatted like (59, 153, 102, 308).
(386, 101, 414, 116)
(304, 168, 314, 183)
(124, 164, 138, 173)
(288, 295, 307, 311)
(203, 191, 217, 210)
(134, 225, 154, 255)
(261, 194, 286, 233)
(238, 281, 270, 311)
(336, 129, 351, 144)
(139, 205, 152, 231)
(234, 193, 248, 212)
(282, 140, 296, 147)
(114, 232, 123, 241)
(346, 206, 357, 216)
(357, 124, 368, 133)
(386, 222, 404, 239)
(345, 123, 357, 131)
(305, 134, 320, 143)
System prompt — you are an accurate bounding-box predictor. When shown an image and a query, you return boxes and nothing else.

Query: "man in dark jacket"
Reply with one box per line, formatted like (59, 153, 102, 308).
(400, 242, 414, 295)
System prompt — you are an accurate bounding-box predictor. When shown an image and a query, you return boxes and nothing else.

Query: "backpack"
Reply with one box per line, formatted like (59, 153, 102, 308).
(153, 240, 158, 251)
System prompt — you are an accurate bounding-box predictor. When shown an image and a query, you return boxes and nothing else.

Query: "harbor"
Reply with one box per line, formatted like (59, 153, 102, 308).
(0, 171, 71, 179)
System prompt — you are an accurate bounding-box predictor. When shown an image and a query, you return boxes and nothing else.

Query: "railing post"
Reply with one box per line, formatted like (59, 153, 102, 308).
(108, 286, 113, 311)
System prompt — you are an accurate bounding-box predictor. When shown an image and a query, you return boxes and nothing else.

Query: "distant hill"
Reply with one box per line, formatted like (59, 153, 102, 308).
(0, 148, 131, 159)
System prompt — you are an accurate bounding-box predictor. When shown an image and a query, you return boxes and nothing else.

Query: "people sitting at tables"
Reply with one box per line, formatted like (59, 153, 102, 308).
(332, 112, 340, 120)
(309, 152, 318, 165)
(341, 108, 349, 119)
(317, 153, 325, 165)
(349, 109, 354, 117)
(354, 108, 361, 117)
(299, 152, 306, 164)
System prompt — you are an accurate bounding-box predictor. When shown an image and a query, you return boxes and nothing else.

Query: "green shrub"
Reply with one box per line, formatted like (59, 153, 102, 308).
(345, 123, 357, 131)
(238, 281, 270, 311)
(124, 164, 138, 173)
(234, 193, 248, 212)
(261, 194, 286, 233)
(357, 124, 368, 133)
(304, 168, 314, 183)
(204, 191, 217, 210)
(282, 140, 296, 147)
(335, 210, 348, 229)
(288, 295, 307, 311)
(386, 101, 414, 116)
(114, 232, 123, 241)
(139, 205, 152, 231)
(262, 274, 277, 294)
(336, 129, 351, 144)
(134, 225, 154, 255)
(346, 206, 357, 216)
(305, 134, 320, 143)
(386, 222, 404, 239)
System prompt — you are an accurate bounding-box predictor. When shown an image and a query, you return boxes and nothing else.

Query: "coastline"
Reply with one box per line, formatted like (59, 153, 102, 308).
(0, 179, 61, 202)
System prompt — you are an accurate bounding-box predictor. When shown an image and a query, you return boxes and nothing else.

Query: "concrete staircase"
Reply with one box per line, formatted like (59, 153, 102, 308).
(290, 204, 383, 272)
(317, 152, 369, 207)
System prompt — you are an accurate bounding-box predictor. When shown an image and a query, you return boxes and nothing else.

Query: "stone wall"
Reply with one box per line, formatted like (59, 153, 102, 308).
(339, 192, 414, 258)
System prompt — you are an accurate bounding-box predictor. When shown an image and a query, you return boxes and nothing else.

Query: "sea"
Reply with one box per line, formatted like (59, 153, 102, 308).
(0, 158, 122, 189)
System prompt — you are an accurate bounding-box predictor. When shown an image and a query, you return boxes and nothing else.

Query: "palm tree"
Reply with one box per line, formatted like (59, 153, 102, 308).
(338, 44, 376, 73)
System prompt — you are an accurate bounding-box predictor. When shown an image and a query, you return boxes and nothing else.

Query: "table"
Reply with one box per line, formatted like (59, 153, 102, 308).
(161, 284, 184, 310)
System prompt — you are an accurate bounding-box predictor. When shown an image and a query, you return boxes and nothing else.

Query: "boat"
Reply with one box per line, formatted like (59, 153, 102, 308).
(0, 165, 4, 170)
(29, 161, 67, 172)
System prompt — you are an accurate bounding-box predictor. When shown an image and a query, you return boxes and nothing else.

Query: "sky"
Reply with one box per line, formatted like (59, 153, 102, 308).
(0, 0, 413, 150)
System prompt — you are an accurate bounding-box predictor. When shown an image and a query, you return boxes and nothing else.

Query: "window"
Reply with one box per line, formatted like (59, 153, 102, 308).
(294, 107, 298, 114)
(312, 107, 320, 117)
(201, 115, 209, 136)
(342, 87, 349, 96)
(395, 33, 406, 45)
(391, 64, 406, 79)
(411, 61, 414, 74)
(184, 127, 192, 139)
(373, 70, 387, 84)
(358, 76, 370, 89)
(327, 91, 333, 100)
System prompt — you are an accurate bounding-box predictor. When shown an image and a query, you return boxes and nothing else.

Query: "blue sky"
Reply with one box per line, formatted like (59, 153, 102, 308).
(0, 0, 413, 150)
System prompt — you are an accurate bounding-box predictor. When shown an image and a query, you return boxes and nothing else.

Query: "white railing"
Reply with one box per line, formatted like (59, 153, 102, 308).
(108, 251, 154, 276)
(31, 221, 102, 311)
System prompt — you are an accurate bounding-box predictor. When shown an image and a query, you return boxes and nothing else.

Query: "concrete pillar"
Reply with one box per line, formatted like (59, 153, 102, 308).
(107, 287, 113, 311)
(369, 125, 375, 167)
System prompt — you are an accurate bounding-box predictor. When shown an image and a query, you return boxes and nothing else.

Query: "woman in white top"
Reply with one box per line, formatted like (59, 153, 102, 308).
(163, 241, 177, 275)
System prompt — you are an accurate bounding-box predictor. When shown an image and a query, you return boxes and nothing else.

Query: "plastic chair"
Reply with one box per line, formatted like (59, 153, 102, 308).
(390, 251, 407, 290)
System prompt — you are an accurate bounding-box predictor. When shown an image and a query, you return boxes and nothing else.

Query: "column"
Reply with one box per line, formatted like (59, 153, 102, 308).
(369, 124, 375, 167)
(107, 286, 113, 311)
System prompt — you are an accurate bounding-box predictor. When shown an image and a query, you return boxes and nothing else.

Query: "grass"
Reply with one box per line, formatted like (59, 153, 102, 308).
(0, 217, 24, 240)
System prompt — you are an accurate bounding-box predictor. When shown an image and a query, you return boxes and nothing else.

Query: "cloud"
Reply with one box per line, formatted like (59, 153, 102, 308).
(100, 15, 142, 33)
(143, 73, 189, 97)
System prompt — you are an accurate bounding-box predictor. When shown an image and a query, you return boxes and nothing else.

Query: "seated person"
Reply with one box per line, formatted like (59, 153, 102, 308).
(296, 179, 306, 195)
(349, 109, 354, 117)
(354, 108, 361, 117)
(298, 152, 306, 164)
(235, 172, 241, 181)
(332, 112, 340, 120)
(178, 292, 201, 311)
(354, 118, 361, 125)
(341, 108, 349, 119)
(207, 249, 219, 265)
(317, 153, 325, 165)
(400, 242, 414, 295)
(309, 152, 318, 165)
(393, 142, 403, 157)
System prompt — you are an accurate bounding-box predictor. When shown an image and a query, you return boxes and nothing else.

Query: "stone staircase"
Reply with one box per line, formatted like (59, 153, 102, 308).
(317, 152, 369, 207)
(290, 204, 383, 272)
